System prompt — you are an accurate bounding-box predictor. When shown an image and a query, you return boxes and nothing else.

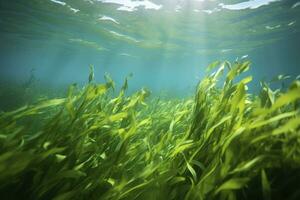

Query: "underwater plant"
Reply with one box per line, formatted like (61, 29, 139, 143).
(0, 61, 299, 200)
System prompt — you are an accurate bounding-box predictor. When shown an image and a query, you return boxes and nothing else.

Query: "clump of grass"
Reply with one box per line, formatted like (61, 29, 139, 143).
(0, 60, 299, 200)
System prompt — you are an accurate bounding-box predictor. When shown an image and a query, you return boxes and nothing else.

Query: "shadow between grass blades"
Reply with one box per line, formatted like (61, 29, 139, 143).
(0, 60, 300, 200)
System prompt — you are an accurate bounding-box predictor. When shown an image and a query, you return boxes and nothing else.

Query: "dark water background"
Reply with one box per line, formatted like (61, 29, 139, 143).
(0, 0, 300, 107)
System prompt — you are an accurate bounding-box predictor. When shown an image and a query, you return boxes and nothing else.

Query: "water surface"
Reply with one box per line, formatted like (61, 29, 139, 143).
(0, 0, 300, 96)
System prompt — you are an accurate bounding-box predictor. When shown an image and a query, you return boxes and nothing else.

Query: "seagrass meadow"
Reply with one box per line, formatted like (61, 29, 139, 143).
(0, 61, 300, 200)
(1, 0, 300, 200)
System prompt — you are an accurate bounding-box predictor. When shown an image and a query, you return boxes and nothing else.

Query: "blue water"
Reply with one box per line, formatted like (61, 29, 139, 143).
(0, 0, 300, 97)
